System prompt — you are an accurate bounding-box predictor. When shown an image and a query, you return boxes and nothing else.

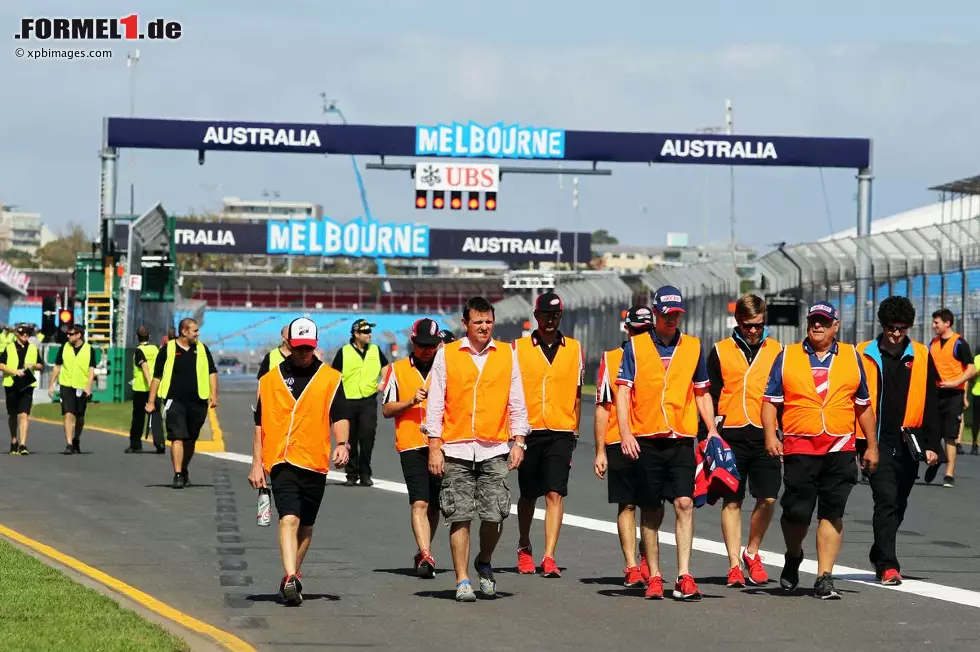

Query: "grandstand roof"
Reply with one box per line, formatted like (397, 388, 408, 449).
(929, 174, 980, 196)
(182, 271, 503, 296)
(821, 195, 980, 241)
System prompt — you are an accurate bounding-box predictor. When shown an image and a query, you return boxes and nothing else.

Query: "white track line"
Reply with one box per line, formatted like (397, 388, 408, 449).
(206, 450, 980, 609)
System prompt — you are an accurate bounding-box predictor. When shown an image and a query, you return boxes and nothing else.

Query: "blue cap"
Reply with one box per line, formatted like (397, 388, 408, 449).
(653, 286, 686, 314)
(807, 301, 838, 321)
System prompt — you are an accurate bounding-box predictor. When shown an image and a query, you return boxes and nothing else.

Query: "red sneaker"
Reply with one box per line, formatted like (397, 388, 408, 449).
(517, 546, 536, 574)
(742, 550, 769, 585)
(673, 574, 703, 601)
(415, 550, 435, 578)
(644, 575, 664, 599)
(639, 554, 651, 582)
(726, 566, 746, 588)
(880, 569, 903, 586)
(624, 566, 645, 588)
(541, 556, 561, 578)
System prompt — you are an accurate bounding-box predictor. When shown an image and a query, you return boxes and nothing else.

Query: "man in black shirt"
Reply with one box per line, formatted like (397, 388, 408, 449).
(0, 324, 45, 455)
(706, 294, 783, 587)
(857, 296, 940, 585)
(147, 318, 218, 489)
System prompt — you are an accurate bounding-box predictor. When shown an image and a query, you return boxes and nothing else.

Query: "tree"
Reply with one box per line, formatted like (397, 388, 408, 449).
(591, 229, 618, 245)
(0, 249, 36, 268)
(35, 223, 93, 269)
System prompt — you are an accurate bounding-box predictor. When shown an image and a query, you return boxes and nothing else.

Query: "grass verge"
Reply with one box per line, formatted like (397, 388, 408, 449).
(0, 539, 189, 652)
(31, 401, 133, 433)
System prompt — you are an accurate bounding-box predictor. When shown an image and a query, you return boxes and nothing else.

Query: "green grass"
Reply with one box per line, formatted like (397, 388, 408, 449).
(0, 539, 189, 652)
(31, 401, 134, 433)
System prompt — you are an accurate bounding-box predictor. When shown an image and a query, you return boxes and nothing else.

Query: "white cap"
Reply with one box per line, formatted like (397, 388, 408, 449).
(287, 317, 318, 348)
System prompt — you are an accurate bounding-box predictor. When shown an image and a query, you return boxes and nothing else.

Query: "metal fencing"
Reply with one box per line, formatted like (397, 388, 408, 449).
(649, 212, 980, 348)
(493, 273, 635, 380)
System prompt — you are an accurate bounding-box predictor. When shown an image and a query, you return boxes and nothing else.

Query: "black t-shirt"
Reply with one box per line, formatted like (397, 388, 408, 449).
(706, 331, 770, 440)
(55, 343, 97, 368)
(153, 341, 217, 404)
(134, 347, 148, 367)
(254, 357, 350, 426)
(875, 337, 941, 451)
(330, 341, 389, 372)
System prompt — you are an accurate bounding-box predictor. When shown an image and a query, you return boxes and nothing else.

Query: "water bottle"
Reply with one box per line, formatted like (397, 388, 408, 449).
(257, 488, 272, 527)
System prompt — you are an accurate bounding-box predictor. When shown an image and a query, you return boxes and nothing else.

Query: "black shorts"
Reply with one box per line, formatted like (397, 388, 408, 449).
(60, 388, 89, 417)
(780, 452, 857, 524)
(726, 437, 781, 501)
(937, 392, 964, 444)
(270, 463, 327, 526)
(400, 448, 441, 507)
(637, 437, 696, 505)
(518, 430, 577, 499)
(5, 388, 34, 416)
(164, 399, 209, 442)
(606, 443, 655, 508)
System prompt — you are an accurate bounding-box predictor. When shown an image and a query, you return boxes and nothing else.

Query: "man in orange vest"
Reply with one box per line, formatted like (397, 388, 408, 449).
(514, 292, 584, 578)
(616, 286, 719, 601)
(248, 317, 352, 606)
(381, 318, 444, 578)
(424, 296, 529, 603)
(706, 294, 783, 588)
(857, 296, 941, 586)
(594, 306, 655, 588)
(762, 301, 878, 600)
(925, 308, 976, 488)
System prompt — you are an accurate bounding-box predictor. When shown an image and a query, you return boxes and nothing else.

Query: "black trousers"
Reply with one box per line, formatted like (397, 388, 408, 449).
(130, 390, 164, 450)
(869, 443, 919, 574)
(346, 395, 379, 479)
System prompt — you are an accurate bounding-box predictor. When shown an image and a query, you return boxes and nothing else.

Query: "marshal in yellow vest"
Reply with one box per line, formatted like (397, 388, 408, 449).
(3, 343, 39, 388)
(59, 343, 92, 389)
(157, 340, 211, 400)
(341, 343, 382, 399)
(133, 343, 160, 392)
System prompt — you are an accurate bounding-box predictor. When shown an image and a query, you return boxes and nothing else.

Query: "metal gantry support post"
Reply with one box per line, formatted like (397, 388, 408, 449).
(854, 156, 874, 344)
(99, 118, 124, 348)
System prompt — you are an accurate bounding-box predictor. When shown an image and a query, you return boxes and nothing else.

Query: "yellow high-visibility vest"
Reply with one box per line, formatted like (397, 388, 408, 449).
(158, 340, 211, 400)
(3, 343, 39, 388)
(341, 343, 381, 399)
(133, 343, 159, 392)
(60, 343, 92, 389)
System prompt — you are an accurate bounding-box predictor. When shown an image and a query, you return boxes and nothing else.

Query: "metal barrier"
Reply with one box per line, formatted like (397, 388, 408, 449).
(652, 212, 980, 347)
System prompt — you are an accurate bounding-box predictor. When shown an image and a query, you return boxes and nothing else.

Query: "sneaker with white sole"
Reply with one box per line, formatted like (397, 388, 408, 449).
(455, 580, 476, 602)
(474, 558, 497, 597)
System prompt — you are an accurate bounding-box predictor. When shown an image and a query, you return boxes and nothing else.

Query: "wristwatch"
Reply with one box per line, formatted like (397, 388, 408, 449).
(513, 439, 527, 451)
(339, 441, 351, 449)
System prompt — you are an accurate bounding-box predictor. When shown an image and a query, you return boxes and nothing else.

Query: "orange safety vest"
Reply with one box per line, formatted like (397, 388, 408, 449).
(781, 342, 861, 438)
(599, 347, 624, 445)
(258, 363, 342, 475)
(715, 336, 782, 429)
(441, 340, 512, 444)
(514, 335, 581, 434)
(627, 333, 702, 439)
(390, 357, 430, 452)
(856, 339, 927, 439)
(930, 334, 967, 390)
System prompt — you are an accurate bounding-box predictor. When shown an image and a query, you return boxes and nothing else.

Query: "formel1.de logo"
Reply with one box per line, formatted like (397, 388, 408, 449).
(15, 15, 182, 41)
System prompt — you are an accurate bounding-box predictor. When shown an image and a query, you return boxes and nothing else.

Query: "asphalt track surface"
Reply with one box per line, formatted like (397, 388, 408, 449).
(2, 381, 979, 651)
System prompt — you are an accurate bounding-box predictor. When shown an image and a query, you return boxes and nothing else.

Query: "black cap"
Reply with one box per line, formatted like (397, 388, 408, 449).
(534, 292, 563, 313)
(438, 329, 457, 344)
(351, 318, 376, 333)
(624, 306, 654, 329)
(14, 323, 31, 335)
(411, 318, 442, 346)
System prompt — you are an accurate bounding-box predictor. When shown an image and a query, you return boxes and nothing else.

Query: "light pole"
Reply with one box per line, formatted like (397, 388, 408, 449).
(125, 50, 139, 217)
(726, 99, 737, 280)
(696, 126, 725, 246)
(261, 189, 283, 273)
(572, 177, 580, 270)
(319, 94, 391, 294)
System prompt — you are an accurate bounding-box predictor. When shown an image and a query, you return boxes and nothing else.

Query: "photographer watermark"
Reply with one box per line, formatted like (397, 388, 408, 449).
(15, 47, 113, 60)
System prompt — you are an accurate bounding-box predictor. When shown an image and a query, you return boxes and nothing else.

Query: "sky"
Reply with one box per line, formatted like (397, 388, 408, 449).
(2, 0, 979, 253)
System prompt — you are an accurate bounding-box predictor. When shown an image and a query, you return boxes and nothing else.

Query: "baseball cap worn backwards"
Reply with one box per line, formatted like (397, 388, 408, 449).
(411, 318, 442, 347)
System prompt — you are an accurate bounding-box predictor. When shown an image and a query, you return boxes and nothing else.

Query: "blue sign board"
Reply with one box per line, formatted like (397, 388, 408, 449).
(266, 217, 430, 258)
(106, 117, 871, 169)
(415, 122, 565, 159)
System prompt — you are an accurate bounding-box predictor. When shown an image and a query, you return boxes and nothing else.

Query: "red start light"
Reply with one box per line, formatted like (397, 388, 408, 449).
(468, 198, 480, 210)
(415, 196, 427, 209)
(485, 197, 497, 211)
(433, 195, 445, 209)
(450, 197, 462, 209)
(58, 309, 73, 323)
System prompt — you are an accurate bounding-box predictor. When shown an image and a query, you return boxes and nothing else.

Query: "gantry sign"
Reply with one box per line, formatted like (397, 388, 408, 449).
(101, 117, 874, 334)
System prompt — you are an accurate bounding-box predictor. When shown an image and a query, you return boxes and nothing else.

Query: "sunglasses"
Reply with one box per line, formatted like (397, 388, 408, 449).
(883, 323, 909, 333)
(739, 322, 765, 331)
(356, 329, 372, 335)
